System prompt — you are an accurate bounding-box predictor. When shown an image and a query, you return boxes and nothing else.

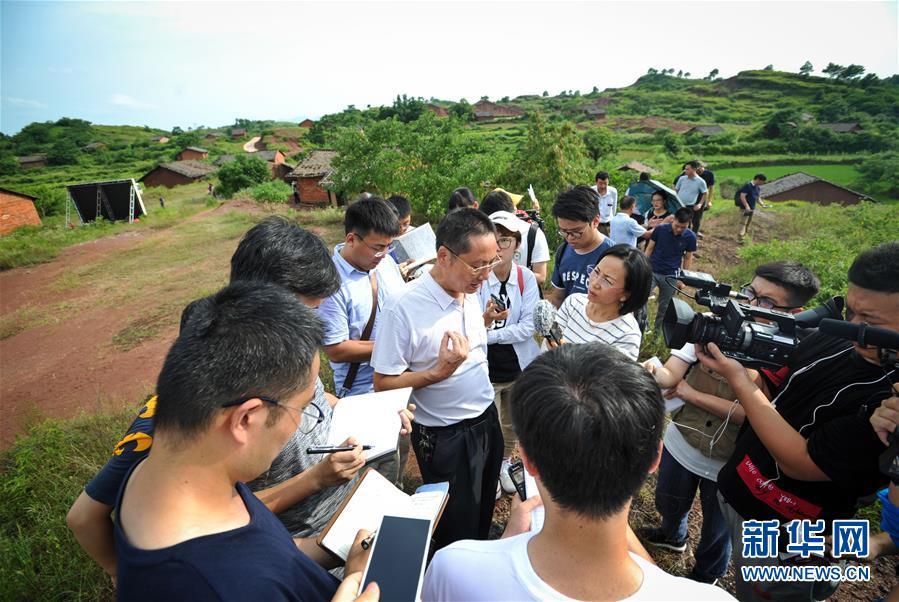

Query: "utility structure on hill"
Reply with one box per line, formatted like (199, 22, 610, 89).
(65, 179, 147, 227)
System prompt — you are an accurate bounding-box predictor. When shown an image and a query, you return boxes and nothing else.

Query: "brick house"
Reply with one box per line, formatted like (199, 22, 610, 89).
(298, 119, 315, 128)
(286, 150, 338, 206)
(426, 103, 449, 117)
(231, 128, 248, 139)
(579, 103, 607, 118)
(0, 187, 42, 235)
(18, 155, 48, 170)
(140, 161, 218, 188)
(759, 172, 873, 206)
(616, 161, 660, 175)
(176, 146, 210, 161)
(472, 100, 525, 122)
(151, 136, 170, 144)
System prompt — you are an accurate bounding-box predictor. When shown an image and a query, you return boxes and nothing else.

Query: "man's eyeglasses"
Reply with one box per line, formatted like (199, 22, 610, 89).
(740, 284, 797, 311)
(443, 245, 502, 274)
(355, 233, 394, 258)
(496, 236, 516, 250)
(557, 225, 588, 240)
(221, 395, 324, 434)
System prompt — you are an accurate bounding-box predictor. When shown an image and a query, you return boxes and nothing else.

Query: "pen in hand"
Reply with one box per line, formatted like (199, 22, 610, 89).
(361, 531, 377, 550)
(306, 445, 373, 455)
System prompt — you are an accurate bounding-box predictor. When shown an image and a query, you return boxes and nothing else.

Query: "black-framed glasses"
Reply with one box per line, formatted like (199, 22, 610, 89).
(355, 233, 394, 258)
(740, 283, 798, 311)
(221, 395, 324, 434)
(557, 224, 588, 240)
(496, 236, 515, 250)
(442, 245, 502, 274)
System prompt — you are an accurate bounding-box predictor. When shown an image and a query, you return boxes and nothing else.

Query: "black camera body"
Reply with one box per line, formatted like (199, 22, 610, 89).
(662, 269, 843, 368)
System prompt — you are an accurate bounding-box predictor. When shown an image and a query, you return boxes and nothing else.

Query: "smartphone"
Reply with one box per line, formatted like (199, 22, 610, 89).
(490, 294, 506, 312)
(360, 515, 432, 602)
(507, 461, 527, 502)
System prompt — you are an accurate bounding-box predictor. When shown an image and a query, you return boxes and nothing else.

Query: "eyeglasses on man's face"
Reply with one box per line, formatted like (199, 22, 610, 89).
(557, 224, 588, 240)
(442, 245, 502, 274)
(355, 233, 394, 258)
(221, 395, 324, 434)
(739, 283, 797, 312)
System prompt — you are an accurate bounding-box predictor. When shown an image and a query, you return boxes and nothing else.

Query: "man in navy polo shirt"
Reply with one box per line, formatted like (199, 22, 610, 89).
(645, 207, 696, 330)
(737, 173, 767, 241)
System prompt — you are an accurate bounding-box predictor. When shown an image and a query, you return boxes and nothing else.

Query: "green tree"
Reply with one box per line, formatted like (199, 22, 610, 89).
(171, 126, 184, 135)
(839, 64, 865, 80)
(707, 68, 719, 79)
(449, 100, 474, 121)
(657, 128, 681, 156)
(647, 67, 658, 75)
(542, 90, 548, 96)
(822, 63, 845, 79)
(799, 61, 813, 76)
(216, 155, 270, 197)
(330, 113, 507, 221)
(592, 86, 599, 93)
(854, 152, 899, 198)
(502, 113, 591, 212)
(0, 153, 19, 176)
(47, 139, 79, 165)
(677, 70, 683, 78)
(763, 64, 774, 71)
(582, 127, 620, 162)
(761, 108, 800, 138)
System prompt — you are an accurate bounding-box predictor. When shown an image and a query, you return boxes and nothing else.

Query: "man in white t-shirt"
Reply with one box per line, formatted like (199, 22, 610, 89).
(371, 208, 505, 551)
(423, 343, 734, 601)
(590, 171, 618, 236)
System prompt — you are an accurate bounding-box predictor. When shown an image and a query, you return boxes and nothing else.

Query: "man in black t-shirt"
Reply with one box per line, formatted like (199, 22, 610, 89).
(695, 242, 899, 601)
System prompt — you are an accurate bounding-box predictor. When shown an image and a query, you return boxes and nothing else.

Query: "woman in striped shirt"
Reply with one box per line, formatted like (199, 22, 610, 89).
(549, 244, 652, 360)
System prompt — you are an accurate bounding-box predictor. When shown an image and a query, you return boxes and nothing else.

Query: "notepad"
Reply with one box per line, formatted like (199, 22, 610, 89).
(327, 388, 412, 462)
(317, 468, 449, 561)
(392, 222, 437, 265)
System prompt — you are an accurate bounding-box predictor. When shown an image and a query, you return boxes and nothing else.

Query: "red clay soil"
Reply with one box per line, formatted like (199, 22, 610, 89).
(0, 200, 253, 447)
(608, 116, 695, 134)
(0, 233, 173, 447)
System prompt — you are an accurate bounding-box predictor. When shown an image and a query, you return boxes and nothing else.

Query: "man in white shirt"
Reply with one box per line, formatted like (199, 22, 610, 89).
(422, 343, 733, 601)
(591, 171, 618, 236)
(371, 208, 505, 550)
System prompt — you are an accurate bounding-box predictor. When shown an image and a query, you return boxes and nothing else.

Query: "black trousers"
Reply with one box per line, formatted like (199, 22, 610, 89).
(411, 404, 504, 551)
(691, 205, 706, 234)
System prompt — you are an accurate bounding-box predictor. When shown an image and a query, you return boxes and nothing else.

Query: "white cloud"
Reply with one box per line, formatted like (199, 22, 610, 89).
(1, 96, 47, 109)
(109, 93, 156, 110)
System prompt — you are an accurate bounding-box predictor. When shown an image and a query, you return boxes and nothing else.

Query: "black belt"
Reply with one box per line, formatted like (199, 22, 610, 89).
(415, 404, 497, 435)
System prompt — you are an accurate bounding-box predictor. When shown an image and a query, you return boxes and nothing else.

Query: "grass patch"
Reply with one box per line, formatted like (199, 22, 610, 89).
(0, 407, 138, 602)
(716, 164, 861, 187)
(0, 182, 212, 271)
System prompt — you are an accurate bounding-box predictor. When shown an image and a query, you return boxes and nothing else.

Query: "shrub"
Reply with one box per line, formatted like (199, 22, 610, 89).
(216, 155, 269, 197)
(247, 179, 291, 203)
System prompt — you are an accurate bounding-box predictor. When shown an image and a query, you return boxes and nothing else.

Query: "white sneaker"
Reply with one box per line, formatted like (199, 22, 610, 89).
(499, 459, 517, 494)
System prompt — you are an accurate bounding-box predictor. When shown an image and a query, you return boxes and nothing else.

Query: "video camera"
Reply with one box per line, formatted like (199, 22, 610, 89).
(662, 269, 844, 368)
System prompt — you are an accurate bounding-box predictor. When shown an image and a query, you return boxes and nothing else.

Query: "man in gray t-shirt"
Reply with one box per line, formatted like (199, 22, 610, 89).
(675, 161, 709, 208)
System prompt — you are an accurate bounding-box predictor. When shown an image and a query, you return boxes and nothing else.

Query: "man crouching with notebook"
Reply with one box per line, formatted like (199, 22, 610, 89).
(114, 281, 376, 602)
(422, 343, 733, 601)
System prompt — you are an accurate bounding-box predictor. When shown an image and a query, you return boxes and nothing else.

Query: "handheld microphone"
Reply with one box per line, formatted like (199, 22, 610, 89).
(534, 299, 562, 345)
(819, 319, 899, 350)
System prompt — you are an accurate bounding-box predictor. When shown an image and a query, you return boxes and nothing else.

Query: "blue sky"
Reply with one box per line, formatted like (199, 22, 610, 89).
(2, 0, 897, 135)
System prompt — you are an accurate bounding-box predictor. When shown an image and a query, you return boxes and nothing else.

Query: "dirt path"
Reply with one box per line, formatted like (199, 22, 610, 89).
(0, 201, 258, 447)
(242, 136, 262, 153)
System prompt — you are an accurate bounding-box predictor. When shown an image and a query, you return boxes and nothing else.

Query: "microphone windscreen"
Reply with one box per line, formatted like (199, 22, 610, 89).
(533, 299, 558, 337)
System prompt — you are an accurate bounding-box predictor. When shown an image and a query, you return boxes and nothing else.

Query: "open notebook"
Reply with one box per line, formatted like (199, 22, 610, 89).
(392, 222, 436, 268)
(317, 468, 449, 561)
(327, 388, 412, 462)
